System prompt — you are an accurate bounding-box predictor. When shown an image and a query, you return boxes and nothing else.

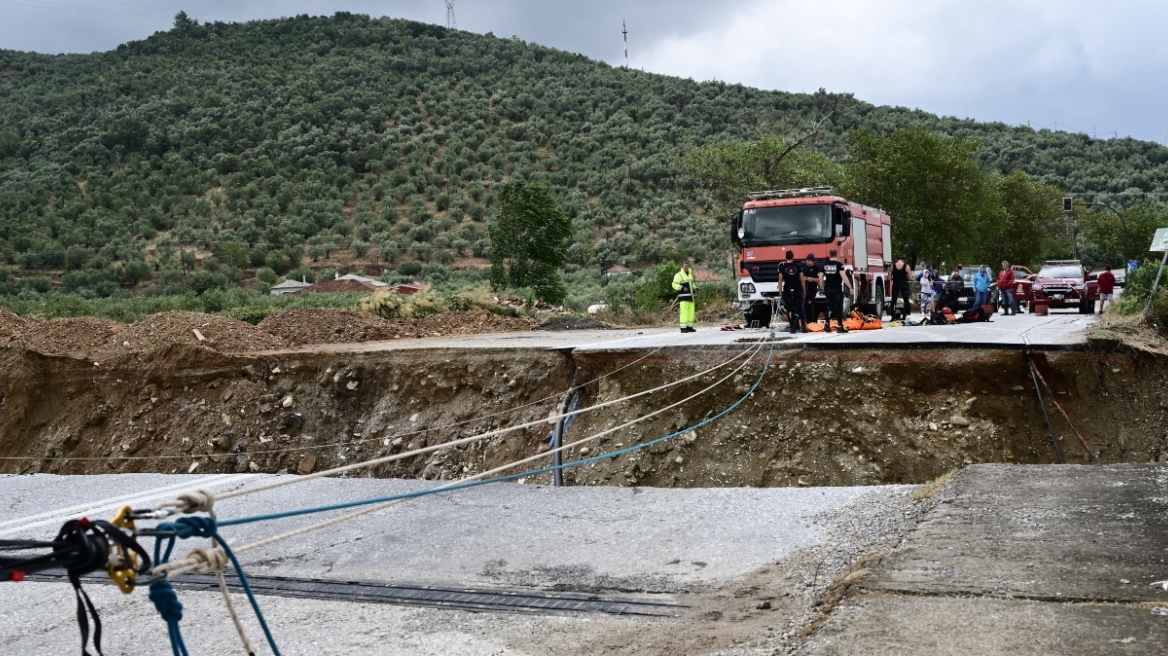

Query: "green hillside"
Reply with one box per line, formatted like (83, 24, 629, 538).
(1, 12, 1166, 303)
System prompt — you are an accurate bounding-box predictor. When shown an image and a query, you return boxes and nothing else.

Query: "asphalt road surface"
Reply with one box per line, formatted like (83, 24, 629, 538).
(254, 311, 1095, 357)
(0, 474, 911, 655)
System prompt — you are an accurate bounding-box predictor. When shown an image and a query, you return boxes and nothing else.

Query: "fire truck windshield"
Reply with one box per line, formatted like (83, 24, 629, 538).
(740, 205, 832, 245)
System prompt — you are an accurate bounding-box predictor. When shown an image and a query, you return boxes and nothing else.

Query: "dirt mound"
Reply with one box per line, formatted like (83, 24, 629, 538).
(105, 312, 284, 354)
(259, 309, 399, 345)
(537, 317, 611, 331)
(26, 317, 124, 356)
(260, 309, 539, 346)
(0, 308, 35, 347)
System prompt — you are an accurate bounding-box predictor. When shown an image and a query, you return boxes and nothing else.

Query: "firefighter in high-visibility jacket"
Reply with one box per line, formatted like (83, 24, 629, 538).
(672, 262, 697, 333)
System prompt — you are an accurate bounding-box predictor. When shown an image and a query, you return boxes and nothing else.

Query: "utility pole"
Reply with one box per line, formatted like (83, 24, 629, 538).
(622, 19, 628, 68)
(445, 0, 456, 29)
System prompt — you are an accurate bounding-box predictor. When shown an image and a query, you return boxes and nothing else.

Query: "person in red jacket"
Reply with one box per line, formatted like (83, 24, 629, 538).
(1096, 264, 1116, 313)
(997, 261, 1019, 315)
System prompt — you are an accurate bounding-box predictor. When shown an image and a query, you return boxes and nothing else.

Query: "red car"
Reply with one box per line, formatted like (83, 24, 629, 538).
(1030, 261, 1098, 314)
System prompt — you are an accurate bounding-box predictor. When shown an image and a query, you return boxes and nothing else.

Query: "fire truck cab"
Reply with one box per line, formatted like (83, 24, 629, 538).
(732, 187, 892, 321)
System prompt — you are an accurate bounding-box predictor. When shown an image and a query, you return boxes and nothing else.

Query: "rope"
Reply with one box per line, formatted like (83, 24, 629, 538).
(153, 488, 216, 515)
(169, 333, 775, 566)
(221, 337, 767, 532)
(149, 517, 279, 656)
(2, 518, 151, 656)
(1027, 355, 1098, 463)
(0, 328, 709, 463)
(148, 581, 189, 656)
(211, 339, 759, 503)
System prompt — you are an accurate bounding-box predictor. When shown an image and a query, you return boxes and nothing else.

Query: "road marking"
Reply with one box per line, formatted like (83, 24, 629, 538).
(0, 474, 259, 537)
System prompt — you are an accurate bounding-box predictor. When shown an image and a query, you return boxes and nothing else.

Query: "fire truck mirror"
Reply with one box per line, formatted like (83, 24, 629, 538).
(832, 206, 852, 235)
(836, 213, 852, 238)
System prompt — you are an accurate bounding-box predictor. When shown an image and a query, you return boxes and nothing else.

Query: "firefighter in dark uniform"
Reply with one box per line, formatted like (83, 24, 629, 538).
(801, 253, 823, 324)
(822, 249, 854, 333)
(778, 251, 807, 333)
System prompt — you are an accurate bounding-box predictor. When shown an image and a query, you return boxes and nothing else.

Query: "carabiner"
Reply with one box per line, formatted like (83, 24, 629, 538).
(106, 506, 140, 594)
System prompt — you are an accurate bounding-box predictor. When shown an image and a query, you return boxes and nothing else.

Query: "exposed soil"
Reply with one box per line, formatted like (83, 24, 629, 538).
(537, 317, 612, 331)
(258, 309, 539, 346)
(105, 311, 285, 354)
(0, 308, 541, 359)
(2, 329, 1166, 485)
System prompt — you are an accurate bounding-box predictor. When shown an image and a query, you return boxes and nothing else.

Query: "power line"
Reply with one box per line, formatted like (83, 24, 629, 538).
(92, 0, 182, 10)
(0, 0, 169, 19)
(444, 0, 455, 29)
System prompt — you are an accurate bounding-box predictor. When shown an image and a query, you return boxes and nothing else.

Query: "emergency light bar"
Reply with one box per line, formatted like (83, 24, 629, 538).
(747, 187, 834, 200)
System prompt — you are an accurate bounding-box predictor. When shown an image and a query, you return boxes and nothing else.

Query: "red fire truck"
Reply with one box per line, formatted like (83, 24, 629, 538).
(731, 187, 892, 322)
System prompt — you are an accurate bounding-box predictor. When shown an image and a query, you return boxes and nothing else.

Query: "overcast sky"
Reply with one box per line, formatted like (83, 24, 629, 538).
(2, 0, 1166, 144)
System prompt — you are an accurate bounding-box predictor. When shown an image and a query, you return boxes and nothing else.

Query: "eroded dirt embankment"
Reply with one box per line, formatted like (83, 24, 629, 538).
(1, 342, 1166, 486)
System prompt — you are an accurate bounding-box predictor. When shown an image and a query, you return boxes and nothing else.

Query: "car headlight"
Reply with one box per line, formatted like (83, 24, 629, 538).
(739, 282, 756, 294)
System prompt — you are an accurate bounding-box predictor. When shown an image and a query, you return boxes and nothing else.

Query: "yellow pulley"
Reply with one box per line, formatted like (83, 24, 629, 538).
(107, 506, 140, 594)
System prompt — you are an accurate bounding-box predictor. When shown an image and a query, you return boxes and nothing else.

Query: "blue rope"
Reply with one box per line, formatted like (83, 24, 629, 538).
(149, 580, 189, 656)
(220, 333, 777, 529)
(151, 517, 283, 656)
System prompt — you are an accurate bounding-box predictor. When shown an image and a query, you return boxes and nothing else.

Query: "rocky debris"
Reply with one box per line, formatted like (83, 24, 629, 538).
(2, 309, 282, 357)
(258, 308, 539, 346)
(537, 317, 612, 332)
(28, 317, 122, 355)
(105, 312, 283, 354)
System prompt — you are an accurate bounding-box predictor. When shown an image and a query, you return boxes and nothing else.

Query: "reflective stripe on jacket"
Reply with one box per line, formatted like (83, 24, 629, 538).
(672, 269, 695, 301)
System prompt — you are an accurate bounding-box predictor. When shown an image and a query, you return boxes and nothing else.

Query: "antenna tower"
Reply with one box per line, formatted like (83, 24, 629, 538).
(622, 19, 628, 68)
(445, 0, 456, 29)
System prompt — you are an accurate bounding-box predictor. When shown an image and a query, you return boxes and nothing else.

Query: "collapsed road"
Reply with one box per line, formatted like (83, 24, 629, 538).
(1, 308, 1167, 654)
(1, 312, 1165, 484)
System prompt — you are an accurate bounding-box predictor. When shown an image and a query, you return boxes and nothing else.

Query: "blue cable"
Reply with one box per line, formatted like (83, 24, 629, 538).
(150, 517, 283, 656)
(220, 333, 777, 529)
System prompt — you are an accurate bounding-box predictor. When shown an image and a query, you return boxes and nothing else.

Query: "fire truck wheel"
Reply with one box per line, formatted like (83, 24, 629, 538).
(874, 285, 885, 317)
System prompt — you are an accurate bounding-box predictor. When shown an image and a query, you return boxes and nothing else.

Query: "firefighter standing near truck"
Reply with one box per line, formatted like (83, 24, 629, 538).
(822, 249, 853, 333)
(672, 261, 697, 333)
(801, 253, 824, 323)
(778, 251, 807, 333)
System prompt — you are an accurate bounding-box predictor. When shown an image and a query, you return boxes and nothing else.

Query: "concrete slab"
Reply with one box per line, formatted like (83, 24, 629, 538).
(865, 464, 1168, 601)
(0, 474, 914, 655)
(797, 464, 1168, 656)
(249, 309, 1094, 358)
(572, 312, 1095, 353)
(0, 475, 896, 591)
(800, 593, 1168, 656)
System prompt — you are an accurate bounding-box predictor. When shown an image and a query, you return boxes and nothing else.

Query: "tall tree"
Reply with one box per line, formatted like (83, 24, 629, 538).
(675, 111, 842, 219)
(990, 171, 1065, 267)
(842, 128, 995, 266)
(488, 181, 571, 303)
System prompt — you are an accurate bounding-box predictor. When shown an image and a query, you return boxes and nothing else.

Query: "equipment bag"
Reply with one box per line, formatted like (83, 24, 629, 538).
(957, 306, 993, 323)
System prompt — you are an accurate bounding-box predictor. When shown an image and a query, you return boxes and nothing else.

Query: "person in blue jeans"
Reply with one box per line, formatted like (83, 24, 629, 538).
(973, 265, 992, 309)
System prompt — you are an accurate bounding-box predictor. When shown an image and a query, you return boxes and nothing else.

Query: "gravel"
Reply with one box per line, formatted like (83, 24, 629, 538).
(536, 317, 612, 331)
(259, 309, 540, 346)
